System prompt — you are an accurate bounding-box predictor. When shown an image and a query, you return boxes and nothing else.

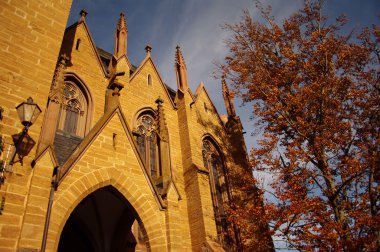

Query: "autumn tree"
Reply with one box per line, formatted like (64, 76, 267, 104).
(220, 0, 379, 251)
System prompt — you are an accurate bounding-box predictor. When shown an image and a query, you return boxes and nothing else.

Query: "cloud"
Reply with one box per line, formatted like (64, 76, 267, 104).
(67, 0, 379, 173)
(66, 0, 305, 164)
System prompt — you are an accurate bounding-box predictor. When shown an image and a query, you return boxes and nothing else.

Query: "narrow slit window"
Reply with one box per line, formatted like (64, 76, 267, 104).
(147, 74, 152, 86)
(75, 39, 81, 50)
(204, 102, 209, 113)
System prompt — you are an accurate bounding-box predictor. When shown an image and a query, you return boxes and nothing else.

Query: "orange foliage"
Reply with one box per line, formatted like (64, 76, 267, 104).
(222, 0, 379, 251)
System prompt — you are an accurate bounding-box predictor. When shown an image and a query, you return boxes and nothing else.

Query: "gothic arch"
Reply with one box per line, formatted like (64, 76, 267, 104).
(132, 107, 156, 129)
(201, 134, 229, 187)
(131, 108, 160, 180)
(49, 167, 167, 252)
(201, 134, 224, 158)
(37, 71, 95, 159)
(57, 186, 147, 252)
(59, 72, 94, 137)
(201, 135, 233, 249)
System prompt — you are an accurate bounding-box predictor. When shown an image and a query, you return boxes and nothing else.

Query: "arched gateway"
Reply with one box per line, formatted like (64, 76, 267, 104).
(45, 161, 168, 252)
(58, 186, 148, 252)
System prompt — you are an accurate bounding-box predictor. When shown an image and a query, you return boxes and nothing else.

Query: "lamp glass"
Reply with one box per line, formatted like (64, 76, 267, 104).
(16, 97, 42, 126)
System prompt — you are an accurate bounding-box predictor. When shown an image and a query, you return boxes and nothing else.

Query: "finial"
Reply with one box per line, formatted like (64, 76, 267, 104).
(175, 45, 186, 68)
(145, 44, 152, 53)
(117, 12, 127, 31)
(79, 9, 88, 22)
(59, 54, 69, 65)
(155, 96, 164, 105)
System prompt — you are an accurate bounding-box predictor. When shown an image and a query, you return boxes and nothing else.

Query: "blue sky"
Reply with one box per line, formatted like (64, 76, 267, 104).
(66, 1, 378, 249)
(67, 0, 379, 154)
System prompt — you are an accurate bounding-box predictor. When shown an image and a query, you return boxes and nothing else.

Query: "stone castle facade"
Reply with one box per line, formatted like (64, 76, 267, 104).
(0, 2, 269, 251)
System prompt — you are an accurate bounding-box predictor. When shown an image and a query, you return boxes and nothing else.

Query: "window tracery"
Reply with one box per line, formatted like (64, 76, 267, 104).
(57, 81, 88, 137)
(135, 113, 158, 179)
(202, 138, 231, 248)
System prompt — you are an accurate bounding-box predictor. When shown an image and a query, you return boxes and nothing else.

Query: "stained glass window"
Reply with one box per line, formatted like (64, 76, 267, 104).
(202, 138, 231, 248)
(136, 114, 158, 179)
(63, 100, 79, 134)
(58, 81, 87, 137)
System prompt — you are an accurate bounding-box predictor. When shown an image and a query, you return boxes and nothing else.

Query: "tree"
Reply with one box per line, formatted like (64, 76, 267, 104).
(220, 0, 379, 251)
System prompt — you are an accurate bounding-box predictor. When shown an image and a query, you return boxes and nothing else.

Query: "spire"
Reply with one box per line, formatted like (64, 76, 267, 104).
(114, 13, 128, 59)
(174, 45, 188, 91)
(222, 78, 236, 118)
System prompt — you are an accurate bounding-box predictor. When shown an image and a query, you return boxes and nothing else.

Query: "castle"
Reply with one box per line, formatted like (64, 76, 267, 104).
(0, 2, 270, 251)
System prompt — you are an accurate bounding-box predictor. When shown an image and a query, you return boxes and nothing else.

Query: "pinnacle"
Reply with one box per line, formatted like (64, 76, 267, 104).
(117, 12, 127, 31)
(155, 96, 164, 104)
(222, 78, 236, 117)
(175, 45, 186, 68)
(222, 78, 228, 94)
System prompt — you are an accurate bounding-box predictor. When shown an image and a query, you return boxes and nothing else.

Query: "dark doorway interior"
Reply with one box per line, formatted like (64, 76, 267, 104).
(58, 186, 146, 252)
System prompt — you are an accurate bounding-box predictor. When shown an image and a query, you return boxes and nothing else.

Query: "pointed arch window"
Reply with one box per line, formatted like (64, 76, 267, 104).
(63, 99, 79, 134)
(57, 81, 88, 137)
(202, 138, 231, 248)
(135, 113, 159, 179)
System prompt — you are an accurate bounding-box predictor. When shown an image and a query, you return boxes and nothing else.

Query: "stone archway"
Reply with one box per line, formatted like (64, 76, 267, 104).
(57, 186, 147, 252)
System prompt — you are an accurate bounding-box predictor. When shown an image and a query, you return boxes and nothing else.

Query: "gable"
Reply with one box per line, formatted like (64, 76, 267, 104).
(184, 83, 231, 168)
(194, 84, 226, 133)
(32, 145, 59, 169)
(57, 107, 165, 209)
(60, 22, 107, 78)
(129, 57, 176, 109)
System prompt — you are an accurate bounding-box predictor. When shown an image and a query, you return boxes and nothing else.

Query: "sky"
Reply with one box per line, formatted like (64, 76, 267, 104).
(66, 0, 379, 250)
(66, 0, 379, 154)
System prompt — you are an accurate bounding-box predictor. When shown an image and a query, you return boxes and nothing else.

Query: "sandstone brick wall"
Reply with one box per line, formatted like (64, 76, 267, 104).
(59, 21, 108, 125)
(124, 57, 193, 250)
(0, 1, 73, 251)
(46, 112, 168, 251)
(177, 86, 232, 250)
(0, 2, 250, 251)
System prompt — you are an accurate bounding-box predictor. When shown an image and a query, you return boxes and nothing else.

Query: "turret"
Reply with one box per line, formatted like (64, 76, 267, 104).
(174, 46, 188, 92)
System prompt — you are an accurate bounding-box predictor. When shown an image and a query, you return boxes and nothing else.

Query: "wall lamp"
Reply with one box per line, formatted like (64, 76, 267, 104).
(11, 97, 42, 165)
(0, 97, 41, 185)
